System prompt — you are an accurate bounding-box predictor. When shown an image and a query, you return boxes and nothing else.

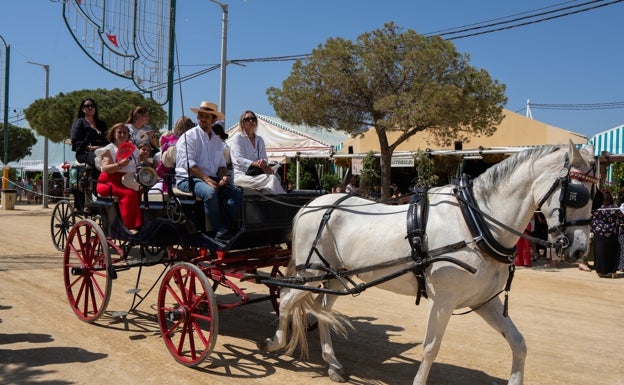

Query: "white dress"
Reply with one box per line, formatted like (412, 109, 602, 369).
(229, 131, 285, 194)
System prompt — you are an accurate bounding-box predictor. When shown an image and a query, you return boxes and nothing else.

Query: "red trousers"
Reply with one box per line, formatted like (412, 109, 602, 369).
(96, 172, 142, 230)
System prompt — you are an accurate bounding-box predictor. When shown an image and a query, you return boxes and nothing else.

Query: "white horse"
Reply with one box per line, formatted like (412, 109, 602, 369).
(258, 142, 598, 384)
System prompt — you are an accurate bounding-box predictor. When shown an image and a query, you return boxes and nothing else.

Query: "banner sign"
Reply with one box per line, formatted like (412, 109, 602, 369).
(391, 157, 414, 167)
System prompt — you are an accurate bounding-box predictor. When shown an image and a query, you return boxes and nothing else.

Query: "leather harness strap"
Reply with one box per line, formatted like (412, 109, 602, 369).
(406, 187, 430, 305)
(455, 175, 517, 263)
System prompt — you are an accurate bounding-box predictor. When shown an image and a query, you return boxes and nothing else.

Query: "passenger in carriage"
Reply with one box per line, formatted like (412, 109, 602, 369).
(211, 120, 234, 180)
(125, 106, 158, 156)
(153, 116, 195, 193)
(70, 98, 108, 210)
(70, 98, 108, 168)
(95, 123, 142, 231)
(175, 102, 242, 241)
(229, 110, 285, 194)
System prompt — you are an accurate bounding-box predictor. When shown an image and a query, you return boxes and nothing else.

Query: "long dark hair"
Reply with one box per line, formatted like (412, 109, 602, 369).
(601, 189, 614, 206)
(75, 98, 107, 135)
(76, 98, 100, 119)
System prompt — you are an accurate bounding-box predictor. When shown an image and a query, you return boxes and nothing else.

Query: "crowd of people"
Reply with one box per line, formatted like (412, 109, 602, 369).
(65, 98, 289, 241)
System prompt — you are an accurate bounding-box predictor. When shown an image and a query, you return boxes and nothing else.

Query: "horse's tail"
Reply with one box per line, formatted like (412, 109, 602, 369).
(283, 290, 353, 360)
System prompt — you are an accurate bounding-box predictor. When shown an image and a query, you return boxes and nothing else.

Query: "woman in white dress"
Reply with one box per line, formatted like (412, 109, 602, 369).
(229, 111, 285, 194)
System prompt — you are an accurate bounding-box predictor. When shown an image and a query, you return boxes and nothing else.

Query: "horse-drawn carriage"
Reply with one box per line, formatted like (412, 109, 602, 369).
(52, 163, 325, 366)
(53, 143, 599, 384)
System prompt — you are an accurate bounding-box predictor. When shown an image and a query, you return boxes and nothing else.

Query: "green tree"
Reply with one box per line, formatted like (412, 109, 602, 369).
(0, 123, 38, 163)
(268, 22, 507, 198)
(413, 150, 439, 187)
(23, 88, 168, 143)
(359, 151, 380, 196)
(321, 173, 341, 192)
(286, 157, 318, 189)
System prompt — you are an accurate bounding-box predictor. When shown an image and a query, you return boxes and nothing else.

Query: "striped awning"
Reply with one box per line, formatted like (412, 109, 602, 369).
(589, 124, 624, 156)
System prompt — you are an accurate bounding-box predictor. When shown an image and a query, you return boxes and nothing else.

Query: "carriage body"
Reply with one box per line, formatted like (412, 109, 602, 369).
(92, 188, 321, 251)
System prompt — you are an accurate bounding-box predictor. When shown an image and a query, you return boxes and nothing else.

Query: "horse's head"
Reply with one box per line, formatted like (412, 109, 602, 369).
(536, 142, 598, 261)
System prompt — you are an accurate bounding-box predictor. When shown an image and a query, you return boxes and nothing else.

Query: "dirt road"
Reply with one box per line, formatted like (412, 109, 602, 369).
(0, 203, 622, 385)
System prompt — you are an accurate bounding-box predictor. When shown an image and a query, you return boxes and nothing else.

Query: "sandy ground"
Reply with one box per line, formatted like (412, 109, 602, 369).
(0, 202, 623, 385)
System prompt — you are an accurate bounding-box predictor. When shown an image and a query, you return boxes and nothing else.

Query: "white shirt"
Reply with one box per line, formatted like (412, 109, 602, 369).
(95, 143, 139, 173)
(175, 125, 226, 184)
(229, 130, 268, 179)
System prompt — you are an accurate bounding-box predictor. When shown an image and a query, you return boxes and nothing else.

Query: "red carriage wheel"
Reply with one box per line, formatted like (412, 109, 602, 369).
(51, 199, 76, 252)
(63, 219, 112, 322)
(269, 265, 284, 314)
(268, 265, 317, 330)
(157, 262, 218, 367)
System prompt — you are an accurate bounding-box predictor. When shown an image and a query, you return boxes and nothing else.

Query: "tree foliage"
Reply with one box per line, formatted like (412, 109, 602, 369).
(360, 151, 380, 196)
(286, 157, 317, 189)
(413, 150, 438, 187)
(23, 88, 168, 143)
(0, 123, 38, 163)
(267, 22, 507, 197)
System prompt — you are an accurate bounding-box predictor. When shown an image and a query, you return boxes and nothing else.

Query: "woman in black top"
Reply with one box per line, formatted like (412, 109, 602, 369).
(70, 98, 108, 167)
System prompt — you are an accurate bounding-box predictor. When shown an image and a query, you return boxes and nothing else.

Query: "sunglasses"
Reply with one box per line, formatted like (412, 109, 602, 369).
(243, 116, 257, 123)
(83, 104, 95, 109)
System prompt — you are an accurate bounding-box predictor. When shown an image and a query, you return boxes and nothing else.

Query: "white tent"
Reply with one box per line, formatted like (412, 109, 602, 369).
(18, 160, 62, 173)
(8, 134, 72, 174)
(226, 114, 348, 162)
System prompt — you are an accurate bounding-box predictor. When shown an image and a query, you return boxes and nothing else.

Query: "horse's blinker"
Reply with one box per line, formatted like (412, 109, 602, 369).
(540, 154, 597, 256)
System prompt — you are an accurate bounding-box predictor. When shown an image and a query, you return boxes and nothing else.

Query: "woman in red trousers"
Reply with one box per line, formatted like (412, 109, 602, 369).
(95, 123, 142, 231)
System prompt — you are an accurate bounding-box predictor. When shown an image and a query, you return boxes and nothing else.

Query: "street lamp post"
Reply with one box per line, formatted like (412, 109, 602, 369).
(27, 61, 50, 208)
(209, 0, 228, 123)
(1, 35, 10, 190)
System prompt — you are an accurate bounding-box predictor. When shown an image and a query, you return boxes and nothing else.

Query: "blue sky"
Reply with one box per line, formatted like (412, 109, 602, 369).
(2, 0, 623, 143)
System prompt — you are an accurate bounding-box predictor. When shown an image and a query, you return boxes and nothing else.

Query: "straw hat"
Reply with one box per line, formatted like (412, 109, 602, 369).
(190, 101, 225, 120)
(160, 146, 177, 168)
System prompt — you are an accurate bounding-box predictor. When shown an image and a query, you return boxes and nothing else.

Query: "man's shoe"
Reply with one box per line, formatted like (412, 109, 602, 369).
(215, 229, 234, 242)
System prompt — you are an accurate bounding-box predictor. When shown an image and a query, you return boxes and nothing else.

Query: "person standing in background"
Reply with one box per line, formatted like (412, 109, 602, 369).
(591, 189, 623, 278)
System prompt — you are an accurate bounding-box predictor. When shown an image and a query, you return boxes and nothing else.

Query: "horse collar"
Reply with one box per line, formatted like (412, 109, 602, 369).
(455, 175, 517, 263)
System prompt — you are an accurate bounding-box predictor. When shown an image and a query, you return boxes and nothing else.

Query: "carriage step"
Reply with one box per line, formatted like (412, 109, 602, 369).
(125, 288, 142, 294)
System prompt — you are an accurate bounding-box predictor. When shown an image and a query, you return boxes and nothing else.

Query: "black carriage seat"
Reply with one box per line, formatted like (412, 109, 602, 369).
(228, 189, 325, 250)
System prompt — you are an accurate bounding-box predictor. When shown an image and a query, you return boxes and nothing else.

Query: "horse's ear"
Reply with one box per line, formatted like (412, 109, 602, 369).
(581, 144, 595, 159)
(568, 140, 587, 167)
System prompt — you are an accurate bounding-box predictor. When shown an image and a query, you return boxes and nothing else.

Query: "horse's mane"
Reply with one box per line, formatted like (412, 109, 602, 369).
(473, 146, 561, 197)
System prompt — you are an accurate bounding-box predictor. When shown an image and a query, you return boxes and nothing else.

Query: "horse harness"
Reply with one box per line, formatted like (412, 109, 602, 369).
(254, 155, 597, 316)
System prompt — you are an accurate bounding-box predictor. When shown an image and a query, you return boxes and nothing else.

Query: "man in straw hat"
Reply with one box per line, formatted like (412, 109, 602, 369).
(175, 102, 241, 241)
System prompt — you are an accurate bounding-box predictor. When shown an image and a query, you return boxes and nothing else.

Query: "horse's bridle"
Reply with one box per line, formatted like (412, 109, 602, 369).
(536, 153, 598, 253)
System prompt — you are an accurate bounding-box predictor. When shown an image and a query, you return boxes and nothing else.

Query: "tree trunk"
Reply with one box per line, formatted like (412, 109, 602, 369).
(379, 147, 393, 200)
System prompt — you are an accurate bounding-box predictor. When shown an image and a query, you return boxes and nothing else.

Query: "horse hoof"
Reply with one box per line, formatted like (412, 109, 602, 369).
(328, 368, 348, 383)
(256, 339, 270, 353)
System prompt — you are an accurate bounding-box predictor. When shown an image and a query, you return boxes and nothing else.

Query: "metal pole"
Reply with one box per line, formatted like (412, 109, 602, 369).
(1, 36, 9, 190)
(166, 0, 176, 131)
(210, 0, 228, 124)
(27, 61, 50, 208)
